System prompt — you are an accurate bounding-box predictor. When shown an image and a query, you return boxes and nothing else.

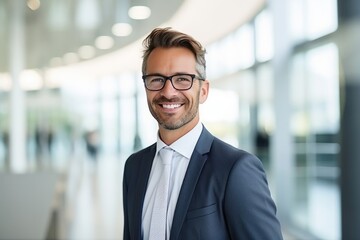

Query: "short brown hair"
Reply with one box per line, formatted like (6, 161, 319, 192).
(142, 27, 206, 79)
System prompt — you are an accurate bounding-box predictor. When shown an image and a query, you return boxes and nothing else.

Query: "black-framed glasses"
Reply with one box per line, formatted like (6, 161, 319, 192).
(142, 73, 204, 91)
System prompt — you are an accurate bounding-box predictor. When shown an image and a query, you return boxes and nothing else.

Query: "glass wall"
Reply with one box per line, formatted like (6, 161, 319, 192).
(290, 43, 340, 239)
(201, 0, 340, 238)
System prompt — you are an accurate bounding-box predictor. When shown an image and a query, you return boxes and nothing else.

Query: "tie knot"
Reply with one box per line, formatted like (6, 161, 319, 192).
(159, 147, 173, 165)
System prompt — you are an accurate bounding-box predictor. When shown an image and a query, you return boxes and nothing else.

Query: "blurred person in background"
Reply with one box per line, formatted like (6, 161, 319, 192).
(85, 130, 99, 161)
(255, 127, 270, 168)
(123, 27, 283, 240)
(34, 124, 54, 161)
(1, 130, 9, 164)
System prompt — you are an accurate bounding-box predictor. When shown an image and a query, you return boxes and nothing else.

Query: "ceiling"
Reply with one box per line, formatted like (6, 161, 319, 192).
(1, 0, 265, 77)
(0, 0, 184, 72)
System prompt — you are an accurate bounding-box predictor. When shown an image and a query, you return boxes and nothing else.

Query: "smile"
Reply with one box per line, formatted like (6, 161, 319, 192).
(161, 104, 182, 109)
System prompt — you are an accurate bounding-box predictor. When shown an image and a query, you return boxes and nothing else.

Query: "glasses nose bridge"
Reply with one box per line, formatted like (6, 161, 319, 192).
(163, 75, 176, 89)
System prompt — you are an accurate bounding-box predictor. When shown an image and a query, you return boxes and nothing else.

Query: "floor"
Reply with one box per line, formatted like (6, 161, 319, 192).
(61, 153, 126, 240)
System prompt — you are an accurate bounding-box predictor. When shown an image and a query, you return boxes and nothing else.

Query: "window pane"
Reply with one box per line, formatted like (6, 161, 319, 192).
(255, 10, 274, 62)
(305, 0, 338, 40)
(289, 0, 338, 42)
(207, 24, 254, 78)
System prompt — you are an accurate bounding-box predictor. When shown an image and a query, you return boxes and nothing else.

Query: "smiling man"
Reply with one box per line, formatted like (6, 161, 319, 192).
(122, 27, 283, 240)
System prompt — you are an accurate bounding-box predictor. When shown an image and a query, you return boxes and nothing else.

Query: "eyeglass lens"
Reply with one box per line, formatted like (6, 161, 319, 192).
(144, 74, 194, 90)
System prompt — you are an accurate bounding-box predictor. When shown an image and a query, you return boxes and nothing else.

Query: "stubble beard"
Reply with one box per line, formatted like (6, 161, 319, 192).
(160, 106, 198, 130)
(148, 94, 200, 131)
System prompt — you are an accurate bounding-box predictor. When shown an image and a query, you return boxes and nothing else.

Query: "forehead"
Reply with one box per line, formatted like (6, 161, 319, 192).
(146, 47, 196, 74)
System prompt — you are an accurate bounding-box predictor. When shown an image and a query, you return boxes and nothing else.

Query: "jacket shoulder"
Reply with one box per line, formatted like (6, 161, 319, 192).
(124, 143, 156, 168)
(210, 136, 261, 165)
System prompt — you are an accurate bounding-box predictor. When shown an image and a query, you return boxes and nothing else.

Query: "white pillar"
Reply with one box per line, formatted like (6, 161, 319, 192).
(9, 0, 27, 172)
(269, 0, 295, 225)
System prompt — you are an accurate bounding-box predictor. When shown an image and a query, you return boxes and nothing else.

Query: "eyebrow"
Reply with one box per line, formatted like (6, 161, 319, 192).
(145, 72, 193, 76)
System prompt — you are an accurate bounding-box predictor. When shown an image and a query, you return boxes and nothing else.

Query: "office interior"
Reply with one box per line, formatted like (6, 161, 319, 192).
(0, 0, 359, 239)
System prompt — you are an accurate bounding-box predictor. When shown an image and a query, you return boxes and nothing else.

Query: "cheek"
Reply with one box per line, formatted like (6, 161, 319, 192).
(146, 91, 156, 101)
(146, 94, 156, 109)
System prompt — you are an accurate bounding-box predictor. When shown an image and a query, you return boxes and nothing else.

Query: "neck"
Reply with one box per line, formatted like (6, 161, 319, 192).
(159, 120, 199, 145)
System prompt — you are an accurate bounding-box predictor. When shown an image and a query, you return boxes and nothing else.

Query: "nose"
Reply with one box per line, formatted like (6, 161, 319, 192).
(160, 78, 177, 95)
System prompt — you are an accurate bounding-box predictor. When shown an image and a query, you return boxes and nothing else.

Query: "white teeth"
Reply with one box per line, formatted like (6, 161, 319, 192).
(162, 104, 181, 109)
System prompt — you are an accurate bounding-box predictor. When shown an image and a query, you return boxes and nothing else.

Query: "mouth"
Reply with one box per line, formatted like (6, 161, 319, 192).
(161, 103, 182, 109)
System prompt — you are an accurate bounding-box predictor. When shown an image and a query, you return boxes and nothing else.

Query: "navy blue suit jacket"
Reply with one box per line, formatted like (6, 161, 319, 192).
(123, 127, 283, 239)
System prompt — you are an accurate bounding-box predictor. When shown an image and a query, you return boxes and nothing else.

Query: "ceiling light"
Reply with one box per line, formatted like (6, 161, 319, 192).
(128, 6, 151, 20)
(78, 45, 96, 59)
(27, 0, 41, 11)
(112, 23, 133, 37)
(63, 52, 79, 64)
(49, 57, 63, 67)
(95, 36, 114, 50)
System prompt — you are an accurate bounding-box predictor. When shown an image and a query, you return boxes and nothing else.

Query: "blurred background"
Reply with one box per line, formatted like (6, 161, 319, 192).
(1, 0, 359, 239)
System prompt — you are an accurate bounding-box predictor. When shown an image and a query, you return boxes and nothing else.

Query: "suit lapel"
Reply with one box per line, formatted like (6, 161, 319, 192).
(133, 144, 156, 239)
(170, 127, 214, 240)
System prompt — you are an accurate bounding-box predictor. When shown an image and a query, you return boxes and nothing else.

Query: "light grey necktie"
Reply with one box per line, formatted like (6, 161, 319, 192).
(148, 147, 173, 240)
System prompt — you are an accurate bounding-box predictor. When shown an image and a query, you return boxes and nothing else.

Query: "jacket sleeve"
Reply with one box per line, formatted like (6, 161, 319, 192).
(123, 159, 130, 240)
(224, 154, 283, 240)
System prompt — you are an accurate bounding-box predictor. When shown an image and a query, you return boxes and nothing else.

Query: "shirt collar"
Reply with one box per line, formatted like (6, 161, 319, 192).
(156, 122, 203, 159)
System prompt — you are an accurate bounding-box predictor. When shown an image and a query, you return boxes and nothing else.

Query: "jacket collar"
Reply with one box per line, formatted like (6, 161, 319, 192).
(170, 126, 214, 240)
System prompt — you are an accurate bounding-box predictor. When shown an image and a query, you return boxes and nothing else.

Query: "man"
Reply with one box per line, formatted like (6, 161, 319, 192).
(123, 27, 283, 240)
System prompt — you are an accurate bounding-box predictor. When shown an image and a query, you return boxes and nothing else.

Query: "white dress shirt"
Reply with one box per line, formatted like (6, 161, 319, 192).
(142, 122, 203, 240)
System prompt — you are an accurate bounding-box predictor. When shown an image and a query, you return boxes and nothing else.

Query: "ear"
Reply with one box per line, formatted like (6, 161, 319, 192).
(199, 80, 209, 104)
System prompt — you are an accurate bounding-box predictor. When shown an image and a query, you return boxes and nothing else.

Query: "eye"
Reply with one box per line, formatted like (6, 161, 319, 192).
(148, 76, 165, 83)
(174, 75, 191, 82)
